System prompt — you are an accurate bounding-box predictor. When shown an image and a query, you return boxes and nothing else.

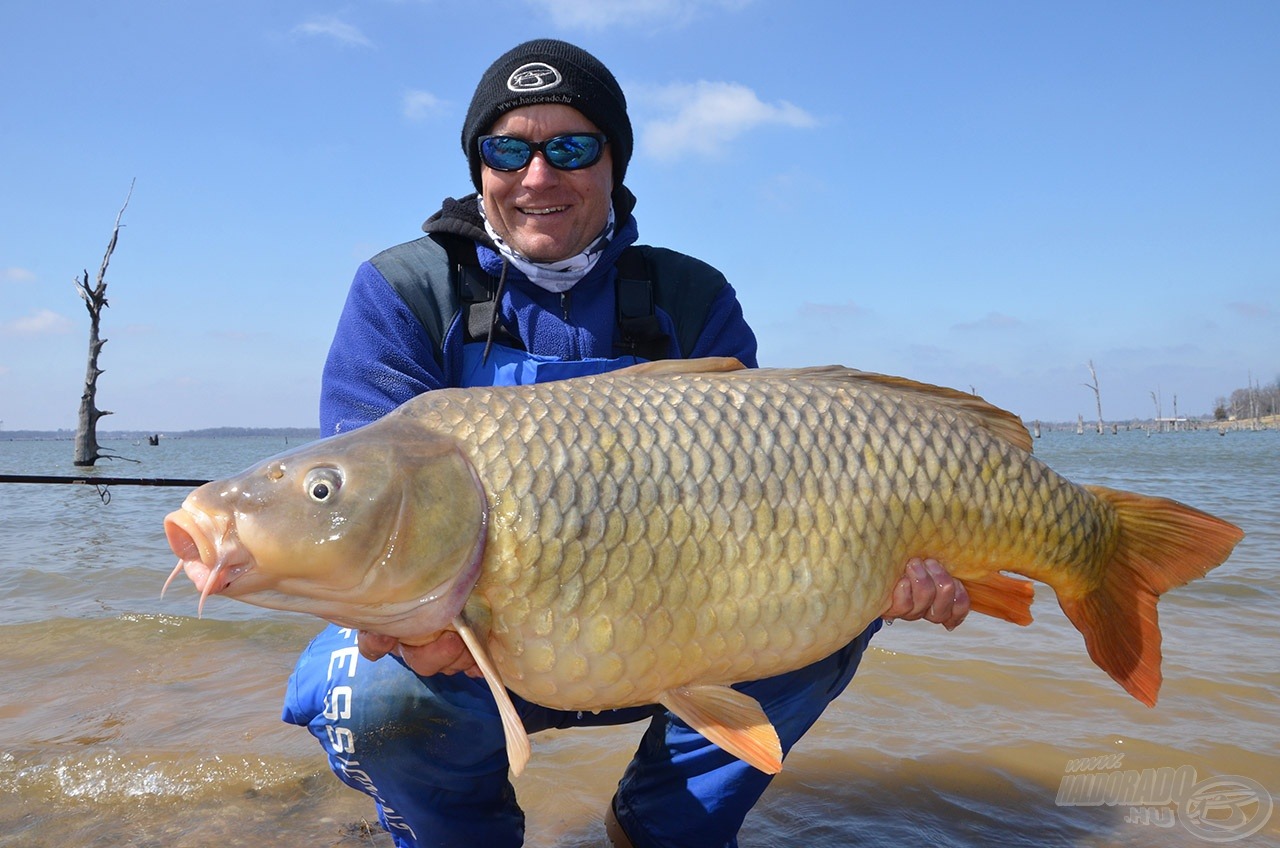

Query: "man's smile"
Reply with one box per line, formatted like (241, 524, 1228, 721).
(518, 205, 569, 215)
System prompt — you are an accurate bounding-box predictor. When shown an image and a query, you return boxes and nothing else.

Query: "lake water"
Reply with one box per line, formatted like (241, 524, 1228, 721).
(1, 429, 1276, 847)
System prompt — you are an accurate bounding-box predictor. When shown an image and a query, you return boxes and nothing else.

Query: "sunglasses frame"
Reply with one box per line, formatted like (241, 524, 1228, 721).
(478, 133, 608, 172)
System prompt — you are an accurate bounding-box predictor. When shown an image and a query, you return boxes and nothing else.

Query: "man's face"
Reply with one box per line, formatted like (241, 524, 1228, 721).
(480, 103, 615, 263)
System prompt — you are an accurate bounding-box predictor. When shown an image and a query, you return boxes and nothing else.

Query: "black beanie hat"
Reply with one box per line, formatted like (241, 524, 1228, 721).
(462, 39, 632, 192)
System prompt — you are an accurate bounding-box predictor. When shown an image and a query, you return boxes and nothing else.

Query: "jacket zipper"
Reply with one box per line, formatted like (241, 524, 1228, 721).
(560, 291, 580, 359)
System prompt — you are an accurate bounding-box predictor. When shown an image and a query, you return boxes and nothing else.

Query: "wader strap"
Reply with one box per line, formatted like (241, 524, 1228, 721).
(456, 247, 525, 352)
(376, 234, 725, 365)
(613, 248, 671, 361)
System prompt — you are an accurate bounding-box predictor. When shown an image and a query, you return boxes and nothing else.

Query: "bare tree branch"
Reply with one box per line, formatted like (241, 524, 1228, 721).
(74, 179, 135, 467)
(1083, 360, 1104, 435)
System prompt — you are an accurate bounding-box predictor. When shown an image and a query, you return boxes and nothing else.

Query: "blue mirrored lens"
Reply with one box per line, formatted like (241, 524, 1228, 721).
(480, 137, 534, 170)
(543, 135, 602, 169)
(479, 134, 605, 171)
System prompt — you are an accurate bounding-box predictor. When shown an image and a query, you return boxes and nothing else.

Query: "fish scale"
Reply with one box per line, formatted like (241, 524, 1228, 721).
(164, 359, 1243, 775)
(405, 374, 1014, 709)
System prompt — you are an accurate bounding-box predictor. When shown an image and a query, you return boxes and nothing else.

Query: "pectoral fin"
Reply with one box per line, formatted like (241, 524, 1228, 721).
(453, 612, 531, 777)
(659, 684, 783, 774)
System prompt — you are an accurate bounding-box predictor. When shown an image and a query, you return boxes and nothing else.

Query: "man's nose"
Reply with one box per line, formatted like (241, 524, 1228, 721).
(521, 152, 560, 188)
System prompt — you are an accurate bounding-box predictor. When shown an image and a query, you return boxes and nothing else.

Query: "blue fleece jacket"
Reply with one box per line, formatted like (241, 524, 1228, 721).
(319, 208, 758, 436)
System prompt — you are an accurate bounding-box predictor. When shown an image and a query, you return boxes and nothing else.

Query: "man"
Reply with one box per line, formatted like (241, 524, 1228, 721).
(283, 38, 969, 848)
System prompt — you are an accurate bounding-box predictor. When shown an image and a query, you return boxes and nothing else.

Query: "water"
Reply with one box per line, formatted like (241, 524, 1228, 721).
(1, 430, 1277, 847)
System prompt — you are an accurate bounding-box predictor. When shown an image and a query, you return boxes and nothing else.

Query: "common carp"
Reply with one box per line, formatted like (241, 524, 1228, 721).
(163, 358, 1243, 775)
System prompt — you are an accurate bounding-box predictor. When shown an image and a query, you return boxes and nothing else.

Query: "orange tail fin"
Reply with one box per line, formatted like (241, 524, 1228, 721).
(1057, 486, 1243, 707)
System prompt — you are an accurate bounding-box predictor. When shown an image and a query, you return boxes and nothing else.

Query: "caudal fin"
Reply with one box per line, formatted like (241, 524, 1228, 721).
(1058, 486, 1243, 707)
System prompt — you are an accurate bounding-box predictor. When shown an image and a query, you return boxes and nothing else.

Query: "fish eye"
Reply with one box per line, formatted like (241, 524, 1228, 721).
(304, 467, 343, 503)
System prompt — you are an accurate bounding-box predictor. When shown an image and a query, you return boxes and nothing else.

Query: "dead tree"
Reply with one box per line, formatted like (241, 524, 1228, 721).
(73, 181, 134, 466)
(1083, 360, 1104, 434)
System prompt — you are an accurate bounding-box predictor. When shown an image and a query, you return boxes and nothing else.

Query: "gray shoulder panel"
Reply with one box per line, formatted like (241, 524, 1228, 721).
(369, 235, 458, 356)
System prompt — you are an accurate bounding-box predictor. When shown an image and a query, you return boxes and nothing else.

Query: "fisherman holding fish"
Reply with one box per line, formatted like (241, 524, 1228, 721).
(280, 39, 971, 848)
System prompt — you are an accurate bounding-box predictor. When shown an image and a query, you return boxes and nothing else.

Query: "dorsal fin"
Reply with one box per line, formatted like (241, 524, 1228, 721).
(834, 369, 1034, 453)
(607, 359, 1032, 453)
(721, 366, 1032, 453)
(612, 356, 746, 377)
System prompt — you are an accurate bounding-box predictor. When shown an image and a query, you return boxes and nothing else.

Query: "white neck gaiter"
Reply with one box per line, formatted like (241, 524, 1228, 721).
(478, 196, 615, 294)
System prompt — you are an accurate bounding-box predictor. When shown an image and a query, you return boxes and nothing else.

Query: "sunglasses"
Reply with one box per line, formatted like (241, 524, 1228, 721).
(478, 133, 608, 172)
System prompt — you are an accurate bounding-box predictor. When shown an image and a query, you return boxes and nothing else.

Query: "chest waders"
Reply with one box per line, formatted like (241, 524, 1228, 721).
(371, 232, 726, 387)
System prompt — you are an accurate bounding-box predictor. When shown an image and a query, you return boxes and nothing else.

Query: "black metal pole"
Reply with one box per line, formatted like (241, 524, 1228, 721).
(0, 474, 209, 487)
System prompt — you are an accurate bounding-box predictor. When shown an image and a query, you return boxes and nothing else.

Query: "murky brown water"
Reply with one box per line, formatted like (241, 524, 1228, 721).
(2, 431, 1276, 846)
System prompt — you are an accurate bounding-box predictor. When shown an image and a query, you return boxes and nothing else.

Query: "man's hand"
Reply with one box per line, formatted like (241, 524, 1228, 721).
(357, 630, 482, 678)
(882, 557, 970, 630)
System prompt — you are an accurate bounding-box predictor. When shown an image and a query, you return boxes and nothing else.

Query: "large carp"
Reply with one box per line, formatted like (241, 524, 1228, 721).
(163, 358, 1242, 775)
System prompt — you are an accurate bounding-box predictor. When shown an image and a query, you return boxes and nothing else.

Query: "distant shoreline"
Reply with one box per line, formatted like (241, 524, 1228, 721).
(1, 427, 320, 442)
(1031, 415, 1277, 434)
(4, 417, 1274, 443)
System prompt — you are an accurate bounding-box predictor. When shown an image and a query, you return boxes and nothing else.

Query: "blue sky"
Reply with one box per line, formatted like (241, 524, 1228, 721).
(2, 1, 1276, 431)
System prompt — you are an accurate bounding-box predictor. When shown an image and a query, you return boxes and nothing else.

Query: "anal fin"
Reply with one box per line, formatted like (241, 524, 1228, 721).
(659, 684, 783, 774)
(965, 571, 1036, 625)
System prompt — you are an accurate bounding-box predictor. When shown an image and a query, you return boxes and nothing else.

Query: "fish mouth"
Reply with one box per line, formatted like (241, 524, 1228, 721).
(162, 507, 254, 616)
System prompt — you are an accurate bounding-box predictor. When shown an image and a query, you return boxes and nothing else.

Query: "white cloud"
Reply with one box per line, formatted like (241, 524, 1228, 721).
(797, 301, 871, 324)
(953, 312, 1023, 332)
(1226, 301, 1273, 320)
(2, 309, 74, 336)
(1, 267, 36, 283)
(293, 15, 373, 48)
(523, 0, 752, 29)
(640, 81, 817, 160)
(402, 90, 444, 121)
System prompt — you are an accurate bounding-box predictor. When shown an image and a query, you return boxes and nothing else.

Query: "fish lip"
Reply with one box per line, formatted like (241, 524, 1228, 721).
(164, 506, 216, 567)
(161, 505, 255, 613)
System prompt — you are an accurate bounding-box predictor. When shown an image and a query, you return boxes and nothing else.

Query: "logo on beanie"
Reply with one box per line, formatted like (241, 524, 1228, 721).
(507, 62, 562, 93)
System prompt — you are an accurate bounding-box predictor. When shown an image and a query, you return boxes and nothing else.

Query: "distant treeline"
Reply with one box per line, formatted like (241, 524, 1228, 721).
(3, 427, 319, 442)
(1215, 375, 1280, 421)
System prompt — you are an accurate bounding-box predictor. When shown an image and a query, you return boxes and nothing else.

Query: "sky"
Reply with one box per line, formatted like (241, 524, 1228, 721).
(1, 0, 1276, 431)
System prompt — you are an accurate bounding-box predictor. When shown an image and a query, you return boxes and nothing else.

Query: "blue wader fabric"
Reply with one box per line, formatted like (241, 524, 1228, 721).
(282, 344, 882, 847)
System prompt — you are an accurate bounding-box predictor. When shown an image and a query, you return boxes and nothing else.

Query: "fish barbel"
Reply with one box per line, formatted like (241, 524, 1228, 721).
(163, 358, 1243, 775)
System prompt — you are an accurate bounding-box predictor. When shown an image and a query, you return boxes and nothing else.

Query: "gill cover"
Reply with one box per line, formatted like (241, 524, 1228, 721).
(376, 414, 490, 611)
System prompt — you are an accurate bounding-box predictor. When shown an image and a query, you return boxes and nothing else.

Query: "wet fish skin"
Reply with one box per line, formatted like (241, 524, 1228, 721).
(427, 366, 1026, 710)
(163, 418, 488, 637)
(164, 358, 1243, 775)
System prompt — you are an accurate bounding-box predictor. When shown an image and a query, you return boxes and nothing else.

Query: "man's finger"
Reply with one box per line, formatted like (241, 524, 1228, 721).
(398, 631, 473, 677)
(357, 631, 398, 661)
(923, 559, 956, 620)
(884, 558, 930, 621)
